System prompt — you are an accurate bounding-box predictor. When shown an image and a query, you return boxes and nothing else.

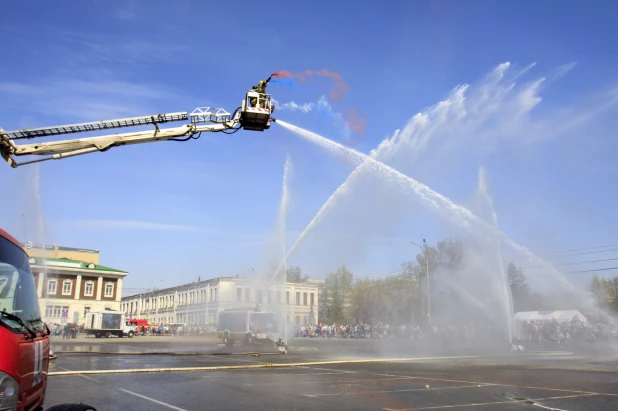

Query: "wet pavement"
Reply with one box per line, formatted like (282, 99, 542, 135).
(44, 336, 618, 410)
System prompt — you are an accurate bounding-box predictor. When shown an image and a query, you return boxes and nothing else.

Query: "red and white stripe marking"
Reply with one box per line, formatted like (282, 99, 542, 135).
(247, 107, 269, 113)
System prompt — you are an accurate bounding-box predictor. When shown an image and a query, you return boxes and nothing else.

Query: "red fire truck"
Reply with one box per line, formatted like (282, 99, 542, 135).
(0, 229, 96, 411)
(0, 228, 50, 410)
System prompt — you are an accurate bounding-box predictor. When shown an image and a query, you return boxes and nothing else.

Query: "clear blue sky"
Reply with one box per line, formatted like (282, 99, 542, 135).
(1, 0, 617, 295)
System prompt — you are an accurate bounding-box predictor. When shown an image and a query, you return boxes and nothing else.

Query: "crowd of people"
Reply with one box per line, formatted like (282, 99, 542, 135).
(134, 324, 217, 337)
(519, 319, 617, 344)
(293, 321, 508, 341)
(295, 323, 391, 339)
(48, 317, 617, 346)
(48, 323, 81, 339)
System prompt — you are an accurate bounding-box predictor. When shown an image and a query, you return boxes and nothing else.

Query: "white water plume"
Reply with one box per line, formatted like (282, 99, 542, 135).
(474, 166, 514, 343)
(278, 155, 292, 341)
(256, 154, 293, 341)
(277, 154, 292, 268)
(276, 120, 575, 294)
(284, 63, 550, 266)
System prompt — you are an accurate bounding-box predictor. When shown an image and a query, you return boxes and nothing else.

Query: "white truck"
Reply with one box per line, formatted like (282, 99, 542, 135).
(85, 311, 135, 338)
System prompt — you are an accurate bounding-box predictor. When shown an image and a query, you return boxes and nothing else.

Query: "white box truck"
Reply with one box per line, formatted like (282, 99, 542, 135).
(85, 311, 135, 338)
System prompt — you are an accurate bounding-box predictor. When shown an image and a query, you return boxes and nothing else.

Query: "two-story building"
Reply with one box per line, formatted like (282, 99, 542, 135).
(121, 277, 320, 327)
(23, 243, 127, 325)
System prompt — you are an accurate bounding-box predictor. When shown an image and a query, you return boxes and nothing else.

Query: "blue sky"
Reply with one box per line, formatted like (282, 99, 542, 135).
(1, 0, 617, 295)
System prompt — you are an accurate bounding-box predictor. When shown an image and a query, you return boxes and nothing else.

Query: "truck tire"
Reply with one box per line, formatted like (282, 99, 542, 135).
(128, 331, 134, 338)
(45, 403, 98, 411)
(95, 333, 101, 338)
(105, 332, 112, 338)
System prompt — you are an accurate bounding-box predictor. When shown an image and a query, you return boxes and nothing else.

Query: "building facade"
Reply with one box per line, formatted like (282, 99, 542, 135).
(23, 243, 127, 325)
(121, 277, 320, 326)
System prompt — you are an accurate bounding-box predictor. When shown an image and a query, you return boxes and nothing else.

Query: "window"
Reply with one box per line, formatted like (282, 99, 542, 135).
(84, 281, 94, 296)
(257, 289, 263, 304)
(84, 306, 90, 318)
(104, 283, 114, 297)
(210, 289, 213, 302)
(214, 288, 218, 302)
(237, 288, 242, 302)
(62, 280, 73, 296)
(310, 293, 315, 306)
(45, 305, 70, 318)
(47, 280, 57, 295)
(296, 292, 300, 306)
(286, 291, 290, 305)
(303, 292, 307, 306)
(245, 288, 251, 302)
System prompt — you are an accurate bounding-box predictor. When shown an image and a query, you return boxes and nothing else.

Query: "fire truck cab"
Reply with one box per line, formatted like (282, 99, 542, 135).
(0, 229, 49, 411)
(0, 229, 96, 410)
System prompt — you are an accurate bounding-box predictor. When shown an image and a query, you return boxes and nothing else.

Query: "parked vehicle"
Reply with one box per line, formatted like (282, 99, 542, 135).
(84, 311, 134, 338)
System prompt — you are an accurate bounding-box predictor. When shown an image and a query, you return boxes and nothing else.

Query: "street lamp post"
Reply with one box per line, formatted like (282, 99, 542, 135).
(411, 239, 430, 325)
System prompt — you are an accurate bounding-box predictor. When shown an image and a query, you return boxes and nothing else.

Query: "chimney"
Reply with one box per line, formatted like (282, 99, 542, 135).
(198, 276, 201, 282)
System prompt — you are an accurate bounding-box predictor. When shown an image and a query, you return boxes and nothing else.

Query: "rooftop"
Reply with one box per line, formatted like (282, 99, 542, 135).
(29, 256, 126, 274)
(122, 276, 320, 299)
(23, 242, 99, 253)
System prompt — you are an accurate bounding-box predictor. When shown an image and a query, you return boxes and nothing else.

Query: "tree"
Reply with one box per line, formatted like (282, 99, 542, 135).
(588, 275, 607, 308)
(610, 277, 618, 312)
(507, 262, 529, 311)
(412, 238, 466, 322)
(322, 266, 354, 323)
(415, 238, 466, 279)
(347, 263, 422, 326)
(589, 275, 618, 312)
(400, 261, 422, 280)
(286, 266, 308, 283)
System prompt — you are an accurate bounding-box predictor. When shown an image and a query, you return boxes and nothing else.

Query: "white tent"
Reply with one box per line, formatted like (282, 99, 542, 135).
(513, 310, 588, 340)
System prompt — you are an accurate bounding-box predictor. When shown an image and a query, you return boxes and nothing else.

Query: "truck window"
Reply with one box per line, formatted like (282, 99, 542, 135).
(0, 236, 43, 331)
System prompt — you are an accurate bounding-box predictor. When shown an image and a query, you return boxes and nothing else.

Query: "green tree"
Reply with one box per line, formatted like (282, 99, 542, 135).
(348, 264, 422, 325)
(610, 277, 618, 312)
(322, 266, 354, 323)
(414, 238, 466, 279)
(588, 275, 607, 308)
(286, 266, 308, 283)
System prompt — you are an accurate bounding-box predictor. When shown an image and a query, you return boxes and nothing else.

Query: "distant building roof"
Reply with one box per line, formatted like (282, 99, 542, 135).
(122, 276, 320, 299)
(22, 242, 99, 254)
(29, 256, 126, 274)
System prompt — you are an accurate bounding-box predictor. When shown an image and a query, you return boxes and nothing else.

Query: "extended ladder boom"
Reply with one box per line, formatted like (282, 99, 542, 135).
(3, 112, 189, 140)
(1, 85, 277, 168)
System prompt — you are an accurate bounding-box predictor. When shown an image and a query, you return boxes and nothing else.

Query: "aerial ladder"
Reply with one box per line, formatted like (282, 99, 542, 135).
(0, 79, 276, 168)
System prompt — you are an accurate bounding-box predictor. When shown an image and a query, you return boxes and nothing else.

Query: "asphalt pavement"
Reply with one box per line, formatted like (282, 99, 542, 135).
(44, 336, 618, 411)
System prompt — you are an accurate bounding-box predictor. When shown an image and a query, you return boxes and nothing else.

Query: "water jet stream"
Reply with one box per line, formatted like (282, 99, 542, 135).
(276, 120, 575, 293)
